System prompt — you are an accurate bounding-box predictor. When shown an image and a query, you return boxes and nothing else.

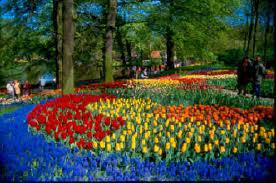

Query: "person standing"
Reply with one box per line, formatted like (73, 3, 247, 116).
(140, 68, 149, 79)
(6, 81, 15, 99)
(251, 56, 266, 99)
(237, 57, 251, 96)
(23, 80, 31, 96)
(14, 80, 21, 98)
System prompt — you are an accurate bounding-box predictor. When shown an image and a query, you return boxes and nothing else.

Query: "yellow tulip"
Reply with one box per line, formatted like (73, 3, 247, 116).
(221, 130, 225, 135)
(106, 143, 111, 152)
(194, 143, 200, 153)
(120, 135, 125, 142)
(191, 127, 195, 133)
(220, 146, 225, 153)
(159, 149, 163, 156)
(254, 124, 258, 131)
(181, 143, 187, 153)
(153, 128, 157, 134)
(232, 147, 238, 153)
(106, 136, 111, 143)
(225, 138, 230, 144)
(169, 137, 175, 143)
(167, 132, 171, 137)
(210, 133, 214, 140)
(115, 143, 121, 151)
(154, 145, 160, 153)
(188, 132, 193, 138)
(265, 138, 270, 144)
(241, 136, 246, 143)
(257, 143, 261, 151)
(227, 125, 231, 131)
(142, 139, 146, 146)
(120, 142, 124, 149)
(186, 138, 191, 144)
(170, 125, 175, 131)
(93, 141, 98, 149)
(214, 140, 219, 146)
(177, 130, 183, 139)
(100, 141, 105, 149)
(171, 142, 176, 148)
(112, 133, 116, 140)
(166, 142, 170, 150)
(131, 141, 136, 150)
(184, 125, 188, 131)
(232, 130, 237, 138)
(154, 137, 159, 144)
(139, 127, 143, 134)
(208, 143, 212, 151)
(197, 136, 202, 142)
(127, 130, 132, 135)
(204, 144, 208, 152)
(159, 125, 163, 131)
(142, 146, 148, 153)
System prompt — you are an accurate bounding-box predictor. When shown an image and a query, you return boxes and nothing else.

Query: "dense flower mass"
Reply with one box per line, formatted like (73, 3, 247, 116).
(76, 81, 128, 93)
(1, 65, 275, 181)
(86, 98, 274, 160)
(27, 94, 126, 149)
(1, 106, 275, 181)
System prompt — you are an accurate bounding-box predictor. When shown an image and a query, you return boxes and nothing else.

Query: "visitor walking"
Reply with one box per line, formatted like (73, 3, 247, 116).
(23, 80, 31, 96)
(251, 56, 266, 99)
(237, 56, 251, 96)
(14, 80, 21, 98)
(39, 77, 46, 90)
(140, 68, 148, 79)
(6, 81, 15, 99)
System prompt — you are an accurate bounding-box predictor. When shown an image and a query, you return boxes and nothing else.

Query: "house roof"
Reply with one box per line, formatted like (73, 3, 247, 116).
(151, 51, 161, 59)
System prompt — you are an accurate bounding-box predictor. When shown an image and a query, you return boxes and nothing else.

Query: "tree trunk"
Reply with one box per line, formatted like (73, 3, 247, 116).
(252, 0, 259, 58)
(53, 0, 63, 89)
(116, 28, 127, 76)
(126, 40, 132, 62)
(246, 0, 255, 56)
(243, 14, 249, 53)
(263, 4, 271, 66)
(62, 0, 75, 94)
(272, 0, 276, 120)
(166, 28, 175, 70)
(104, 0, 117, 82)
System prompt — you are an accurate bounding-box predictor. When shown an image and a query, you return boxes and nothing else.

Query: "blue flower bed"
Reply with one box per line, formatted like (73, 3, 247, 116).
(0, 105, 275, 181)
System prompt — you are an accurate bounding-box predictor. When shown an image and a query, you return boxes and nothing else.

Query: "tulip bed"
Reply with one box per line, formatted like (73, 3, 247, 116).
(1, 69, 275, 181)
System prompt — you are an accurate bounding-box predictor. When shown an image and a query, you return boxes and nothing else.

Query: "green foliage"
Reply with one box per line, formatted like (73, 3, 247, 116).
(207, 78, 274, 98)
(106, 88, 272, 109)
(217, 48, 244, 66)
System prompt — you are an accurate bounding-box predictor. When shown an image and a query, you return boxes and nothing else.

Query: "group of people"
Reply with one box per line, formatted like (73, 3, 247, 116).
(6, 80, 31, 99)
(131, 65, 165, 79)
(237, 55, 266, 99)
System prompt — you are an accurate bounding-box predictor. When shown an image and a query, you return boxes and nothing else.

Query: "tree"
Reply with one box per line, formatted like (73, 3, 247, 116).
(62, 0, 75, 94)
(53, 0, 63, 89)
(252, 0, 260, 57)
(263, 0, 271, 65)
(272, 0, 276, 120)
(104, 0, 117, 82)
(246, 0, 255, 56)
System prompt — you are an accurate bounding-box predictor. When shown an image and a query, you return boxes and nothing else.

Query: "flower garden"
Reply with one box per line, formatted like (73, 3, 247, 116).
(0, 67, 275, 181)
